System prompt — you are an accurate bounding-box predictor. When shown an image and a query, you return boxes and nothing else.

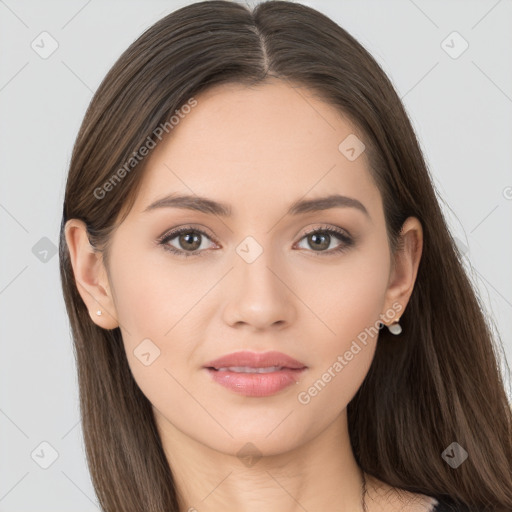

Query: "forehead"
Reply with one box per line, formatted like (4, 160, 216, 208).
(129, 79, 381, 220)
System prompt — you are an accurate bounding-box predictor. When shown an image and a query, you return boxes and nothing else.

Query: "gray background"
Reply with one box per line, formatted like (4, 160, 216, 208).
(1, 0, 511, 510)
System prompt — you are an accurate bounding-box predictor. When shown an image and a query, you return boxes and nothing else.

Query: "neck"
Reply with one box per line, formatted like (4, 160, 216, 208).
(154, 407, 366, 512)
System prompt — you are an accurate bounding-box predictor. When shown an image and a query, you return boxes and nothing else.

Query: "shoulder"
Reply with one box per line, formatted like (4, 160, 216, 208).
(364, 475, 474, 512)
(364, 474, 439, 511)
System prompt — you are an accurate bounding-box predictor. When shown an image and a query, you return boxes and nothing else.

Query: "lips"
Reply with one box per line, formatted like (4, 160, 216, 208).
(203, 350, 308, 397)
(203, 350, 307, 371)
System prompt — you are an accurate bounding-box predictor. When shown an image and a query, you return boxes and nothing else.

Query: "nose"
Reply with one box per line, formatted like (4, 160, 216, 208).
(222, 248, 297, 331)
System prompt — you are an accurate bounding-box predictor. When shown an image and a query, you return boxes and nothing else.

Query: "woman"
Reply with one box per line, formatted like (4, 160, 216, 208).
(59, 1, 512, 511)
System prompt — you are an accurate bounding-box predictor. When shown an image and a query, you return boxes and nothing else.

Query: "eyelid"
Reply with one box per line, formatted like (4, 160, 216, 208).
(156, 223, 218, 244)
(296, 223, 352, 240)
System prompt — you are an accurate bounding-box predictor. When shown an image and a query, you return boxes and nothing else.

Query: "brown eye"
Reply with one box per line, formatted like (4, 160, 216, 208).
(306, 232, 331, 251)
(158, 227, 216, 258)
(295, 226, 354, 256)
(177, 231, 202, 251)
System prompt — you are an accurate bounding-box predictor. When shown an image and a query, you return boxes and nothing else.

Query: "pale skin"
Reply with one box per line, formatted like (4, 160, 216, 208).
(65, 79, 435, 511)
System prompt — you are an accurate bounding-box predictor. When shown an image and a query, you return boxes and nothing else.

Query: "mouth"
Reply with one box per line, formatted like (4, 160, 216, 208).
(202, 350, 307, 397)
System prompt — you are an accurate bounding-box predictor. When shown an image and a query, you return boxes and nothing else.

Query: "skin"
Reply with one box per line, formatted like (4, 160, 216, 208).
(65, 79, 434, 511)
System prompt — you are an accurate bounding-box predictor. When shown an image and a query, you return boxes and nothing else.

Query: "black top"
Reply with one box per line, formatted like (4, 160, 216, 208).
(431, 497, 479, 511)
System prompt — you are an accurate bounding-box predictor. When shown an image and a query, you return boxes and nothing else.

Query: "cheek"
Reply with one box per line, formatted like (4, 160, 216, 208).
(294, 245, 390, 348)
(294, 270, 386, 412)
(290, 244, 390, 400)
(107, 249, 198, 411)
(108, 247, 216, 387)
(109, 244, 208, 339)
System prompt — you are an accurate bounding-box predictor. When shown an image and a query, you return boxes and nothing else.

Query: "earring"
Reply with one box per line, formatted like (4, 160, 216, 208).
(96, 310, 102, 316)
(387, 318, 402, 335)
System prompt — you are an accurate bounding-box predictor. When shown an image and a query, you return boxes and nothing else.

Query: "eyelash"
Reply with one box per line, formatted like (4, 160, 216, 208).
(156, 224, 354, 259)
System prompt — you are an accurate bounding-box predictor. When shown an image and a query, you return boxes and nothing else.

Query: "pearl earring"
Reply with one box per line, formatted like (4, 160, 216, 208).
(96, 310, 102, 316)
(387, 318, 402, 335)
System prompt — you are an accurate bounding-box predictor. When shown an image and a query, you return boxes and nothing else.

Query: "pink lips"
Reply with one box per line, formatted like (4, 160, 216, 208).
(203, 350, 308, 397)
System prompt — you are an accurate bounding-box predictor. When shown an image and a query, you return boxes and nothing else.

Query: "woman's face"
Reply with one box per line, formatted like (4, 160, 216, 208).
(84, 79, 418, 456)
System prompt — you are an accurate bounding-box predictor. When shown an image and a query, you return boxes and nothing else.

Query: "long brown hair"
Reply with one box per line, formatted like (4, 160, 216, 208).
(59, 1, 512, 510)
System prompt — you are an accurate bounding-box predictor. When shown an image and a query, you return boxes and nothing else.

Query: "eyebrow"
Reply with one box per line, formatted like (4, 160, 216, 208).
(143, 193, 370, 218)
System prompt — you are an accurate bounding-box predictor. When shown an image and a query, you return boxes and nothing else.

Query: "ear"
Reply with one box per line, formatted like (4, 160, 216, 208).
(64, 219, 119, 330)
(381, 216, 423, 326)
